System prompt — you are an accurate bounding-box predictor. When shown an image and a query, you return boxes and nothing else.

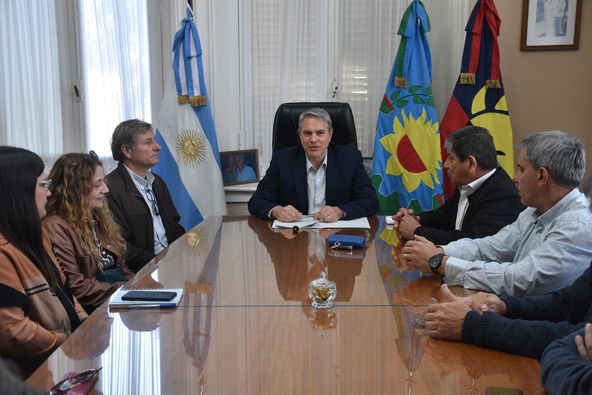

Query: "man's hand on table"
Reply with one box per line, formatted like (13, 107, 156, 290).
(401, 235, 442, 272)
(393, 208, 421, 240)
(271, 205, 303, 222)
(313, 206, 344, 223)
(425, 284, 507, 340)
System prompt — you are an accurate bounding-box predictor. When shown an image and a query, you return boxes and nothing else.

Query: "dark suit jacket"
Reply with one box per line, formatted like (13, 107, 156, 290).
(415, 167, 524, 245)
(248, 144, 378, 219)
(106, 163, 185, 272)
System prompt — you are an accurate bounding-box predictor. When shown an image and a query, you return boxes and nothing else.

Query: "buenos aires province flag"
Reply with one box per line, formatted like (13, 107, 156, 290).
(371, 0, 444, 216)
(153, 8, 226, 230)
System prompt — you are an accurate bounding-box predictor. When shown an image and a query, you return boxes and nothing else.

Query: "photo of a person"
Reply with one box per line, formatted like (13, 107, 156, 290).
(220, 150, 259, 185)
(537, 0, 568, 37)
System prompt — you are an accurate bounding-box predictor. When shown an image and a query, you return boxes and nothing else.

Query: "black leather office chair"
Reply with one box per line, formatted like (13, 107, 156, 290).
(271, 102, 358, 151)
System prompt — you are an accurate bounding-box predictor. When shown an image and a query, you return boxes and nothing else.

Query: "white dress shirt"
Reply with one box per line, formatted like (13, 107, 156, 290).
(306, 153, 328, 215)
(124, 165, 169, 254)
(454, 168, 496, 230)
(443, 188, 592, 296)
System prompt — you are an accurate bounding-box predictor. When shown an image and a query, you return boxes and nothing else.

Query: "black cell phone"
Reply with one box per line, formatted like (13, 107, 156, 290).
(121, 290, 177, 302)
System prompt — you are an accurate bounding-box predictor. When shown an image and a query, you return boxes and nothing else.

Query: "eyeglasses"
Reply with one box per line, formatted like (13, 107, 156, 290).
(38, 179, 52, 191)
(49, 367, 102, 395)
(145, 188, 160, 216)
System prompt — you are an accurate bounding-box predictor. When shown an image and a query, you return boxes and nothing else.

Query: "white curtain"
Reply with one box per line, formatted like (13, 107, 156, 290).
(242, 0, 469, 169)
(80, 0, 152, 158)
(0, 0, 64, 156)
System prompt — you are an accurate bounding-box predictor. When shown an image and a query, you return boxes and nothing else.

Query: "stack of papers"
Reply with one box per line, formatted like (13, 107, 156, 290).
(272, 216, 370, 229)
(108, 288, 184, 309)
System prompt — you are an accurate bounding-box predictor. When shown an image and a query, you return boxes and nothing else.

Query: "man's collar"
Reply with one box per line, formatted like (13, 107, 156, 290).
(532, 187, 580, 222)
(305, 151, 328, 171)
(123, 164, 155, 186)
(460, 168, 496, 194)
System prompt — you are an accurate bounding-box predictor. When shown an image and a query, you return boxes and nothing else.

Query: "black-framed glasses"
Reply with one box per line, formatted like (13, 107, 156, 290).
(145, 188, 160, 216)
(38, 179, 52, 191)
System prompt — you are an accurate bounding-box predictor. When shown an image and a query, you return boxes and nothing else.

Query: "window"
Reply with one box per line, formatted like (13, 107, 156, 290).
(239, 0, 469, 171)
(0, 0, 65, 156)
(0, 0, 154, 164)
(79, 0, 152, 157)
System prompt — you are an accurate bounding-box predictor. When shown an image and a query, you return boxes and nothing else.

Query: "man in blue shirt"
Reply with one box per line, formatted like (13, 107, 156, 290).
(402, 131, 592, 296)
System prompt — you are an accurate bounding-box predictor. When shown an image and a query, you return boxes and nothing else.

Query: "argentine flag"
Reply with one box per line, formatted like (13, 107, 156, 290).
(153, 7, 227, 231)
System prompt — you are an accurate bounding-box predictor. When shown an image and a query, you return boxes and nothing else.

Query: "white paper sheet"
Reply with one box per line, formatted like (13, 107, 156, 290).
(272, 216, 370, 229)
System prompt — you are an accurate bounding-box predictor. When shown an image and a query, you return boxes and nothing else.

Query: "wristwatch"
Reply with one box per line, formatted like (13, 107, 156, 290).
(428, 253, 445, 274)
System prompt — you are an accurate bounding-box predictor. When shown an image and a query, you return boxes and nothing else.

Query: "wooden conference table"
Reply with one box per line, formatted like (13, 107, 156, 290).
(27, 216, 544, 394)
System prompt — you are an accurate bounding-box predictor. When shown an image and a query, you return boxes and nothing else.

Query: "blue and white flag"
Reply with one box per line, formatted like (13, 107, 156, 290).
(153, 7, 226, 230)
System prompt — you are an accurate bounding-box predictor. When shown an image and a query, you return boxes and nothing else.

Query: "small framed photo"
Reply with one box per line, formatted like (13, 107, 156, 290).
(220, 149, 260, 186)
(521, 0, 582, 51)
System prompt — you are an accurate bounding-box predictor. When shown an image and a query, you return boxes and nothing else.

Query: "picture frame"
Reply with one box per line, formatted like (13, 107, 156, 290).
(220, 149, 260, 186)
(520, 0, 581, 51)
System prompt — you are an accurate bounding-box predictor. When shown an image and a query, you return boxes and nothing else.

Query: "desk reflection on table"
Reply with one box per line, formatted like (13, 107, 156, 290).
(25, 216, 544, 395)
(246, 216, 378, 303)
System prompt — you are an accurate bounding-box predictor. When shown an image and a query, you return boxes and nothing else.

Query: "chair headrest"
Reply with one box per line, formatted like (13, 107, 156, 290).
(272, 102, 358, 151)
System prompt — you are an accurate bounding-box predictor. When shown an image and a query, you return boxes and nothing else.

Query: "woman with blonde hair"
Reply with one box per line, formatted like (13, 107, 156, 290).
(43, 151, 132, 313)
(0, 146, 86, 377)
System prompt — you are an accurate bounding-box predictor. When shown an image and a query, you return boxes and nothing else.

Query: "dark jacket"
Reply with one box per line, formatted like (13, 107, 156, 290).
(106, 163, 185, 272)
(248, 144, 378, 219)
(541, 328, 592, 395)
(415, 167, 523, 245)
(461, 261, 592, 359)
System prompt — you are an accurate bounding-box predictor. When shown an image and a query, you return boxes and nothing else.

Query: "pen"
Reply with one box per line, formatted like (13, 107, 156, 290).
(126, 303, 177, 309)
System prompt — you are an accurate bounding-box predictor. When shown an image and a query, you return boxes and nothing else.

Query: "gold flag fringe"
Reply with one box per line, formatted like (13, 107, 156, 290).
(486, 79, 501, 88)
(178, 95, 207, 106)
(394, 76, 407, 88)
(459, 73, 475, 85)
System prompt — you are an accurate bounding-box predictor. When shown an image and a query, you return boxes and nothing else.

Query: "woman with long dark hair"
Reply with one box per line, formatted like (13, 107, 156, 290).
(0, 146, 87, 377)
(43, 152, 131, 313)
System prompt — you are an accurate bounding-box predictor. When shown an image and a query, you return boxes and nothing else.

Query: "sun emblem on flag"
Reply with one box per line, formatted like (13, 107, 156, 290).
(176, 129, 206, 167)
(182, 226, 209, 256)
(380, 109, 441, 193)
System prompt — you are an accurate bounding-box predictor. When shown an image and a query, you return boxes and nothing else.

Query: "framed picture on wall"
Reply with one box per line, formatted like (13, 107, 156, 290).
(521, 0, 582, 51)
(220, 149, 260, 186)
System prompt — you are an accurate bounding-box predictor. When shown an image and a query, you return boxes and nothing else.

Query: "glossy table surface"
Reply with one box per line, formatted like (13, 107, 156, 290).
(26, 216, 544, 394)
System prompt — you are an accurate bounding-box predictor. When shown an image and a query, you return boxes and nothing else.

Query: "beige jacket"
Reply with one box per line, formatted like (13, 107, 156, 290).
(0, 231, 86, 374)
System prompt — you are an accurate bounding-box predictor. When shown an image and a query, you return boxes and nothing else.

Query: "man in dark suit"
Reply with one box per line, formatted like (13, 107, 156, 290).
(393, 126, 523, 245)
(248, 107, 378, 222)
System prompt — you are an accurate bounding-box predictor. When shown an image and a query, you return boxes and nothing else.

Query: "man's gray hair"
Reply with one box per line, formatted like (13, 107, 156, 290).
(519, 131, 585, 189)
(298, 108, 333, 132)
(111, 119, 153, 162)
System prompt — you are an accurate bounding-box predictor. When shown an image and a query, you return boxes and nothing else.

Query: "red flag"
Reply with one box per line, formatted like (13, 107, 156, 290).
(440, 0, 514, 198)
